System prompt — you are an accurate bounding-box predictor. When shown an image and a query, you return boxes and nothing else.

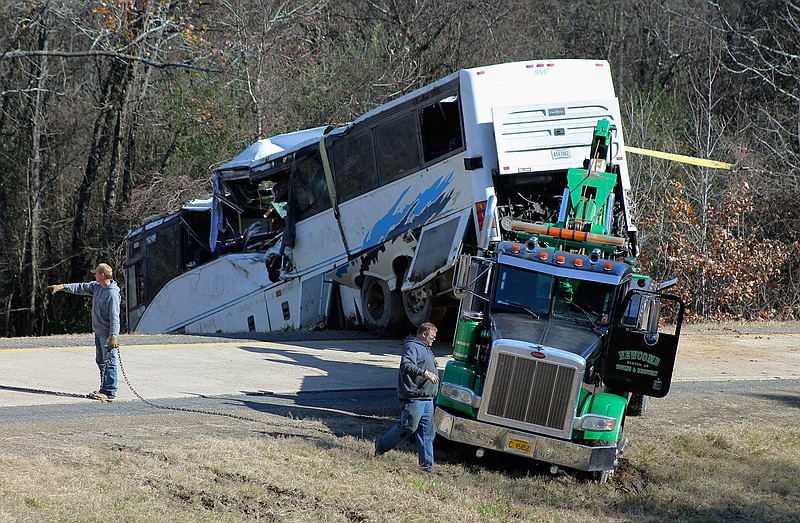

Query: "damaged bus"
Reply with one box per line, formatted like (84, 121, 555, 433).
(126, 59, 637, 334)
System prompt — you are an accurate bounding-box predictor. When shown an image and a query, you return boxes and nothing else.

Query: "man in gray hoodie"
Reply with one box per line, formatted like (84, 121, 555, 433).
(375, 322, 440, 472)
(49, 263, 121, 401)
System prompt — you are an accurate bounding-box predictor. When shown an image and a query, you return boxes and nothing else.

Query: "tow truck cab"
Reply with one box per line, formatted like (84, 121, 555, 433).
(434, 242, 684, 479)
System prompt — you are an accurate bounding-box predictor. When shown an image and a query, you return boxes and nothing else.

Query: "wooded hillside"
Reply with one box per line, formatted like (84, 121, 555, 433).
(1, 0, 798, 336)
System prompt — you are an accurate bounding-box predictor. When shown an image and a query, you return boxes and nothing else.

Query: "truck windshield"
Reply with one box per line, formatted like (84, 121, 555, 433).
(552, 276, 615, 326)
(493, 265, 615, 325)
(494, 265, 554, 317)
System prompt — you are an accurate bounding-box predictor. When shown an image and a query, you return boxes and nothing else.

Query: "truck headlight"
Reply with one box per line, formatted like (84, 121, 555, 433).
(574, 414, 617, 432)
(441, 383, 481, 408)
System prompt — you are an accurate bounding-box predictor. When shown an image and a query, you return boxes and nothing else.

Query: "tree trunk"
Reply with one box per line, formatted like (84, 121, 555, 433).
(69, 62, 128, 282)
(102, 63, 134, 258)
(24, 10, 49, 335)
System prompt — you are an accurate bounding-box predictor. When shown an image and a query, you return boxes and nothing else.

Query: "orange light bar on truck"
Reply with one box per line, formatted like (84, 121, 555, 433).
(509, 221, 626, 248)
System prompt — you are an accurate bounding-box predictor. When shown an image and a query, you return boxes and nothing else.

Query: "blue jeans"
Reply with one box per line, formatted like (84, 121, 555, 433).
(376, 398, 435, 470)
(94, 333, 118, 398)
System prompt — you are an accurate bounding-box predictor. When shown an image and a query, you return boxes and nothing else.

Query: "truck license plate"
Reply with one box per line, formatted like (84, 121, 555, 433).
(551, 148, 571, 160)
(508, 437, 532, 454)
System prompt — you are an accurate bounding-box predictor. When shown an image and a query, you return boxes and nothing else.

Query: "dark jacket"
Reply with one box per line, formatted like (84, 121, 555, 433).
(397, 335, 439, 400)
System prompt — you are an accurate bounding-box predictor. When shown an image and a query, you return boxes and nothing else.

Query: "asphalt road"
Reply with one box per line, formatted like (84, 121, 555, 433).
(1, 329, 798, 419)
(0, 332, 411, 408)
(2, 373, 797, 427)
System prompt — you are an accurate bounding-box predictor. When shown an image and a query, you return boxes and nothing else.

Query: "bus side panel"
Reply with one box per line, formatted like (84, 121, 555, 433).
(264, 278, 301, 331)
(186, 292, 271, 334)
(328, 234, 416, 291)
(300, 273, 328, 329)
(287, 207, 351, 276)
(334, 158, 475, 285)
(135, 254, 272, 334)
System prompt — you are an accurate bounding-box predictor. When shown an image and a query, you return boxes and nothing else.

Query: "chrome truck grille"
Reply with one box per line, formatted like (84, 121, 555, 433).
(478, 340, 585, 439)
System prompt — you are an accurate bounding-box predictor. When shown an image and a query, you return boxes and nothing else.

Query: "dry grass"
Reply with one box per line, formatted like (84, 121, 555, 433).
(1, 385, 798, 523)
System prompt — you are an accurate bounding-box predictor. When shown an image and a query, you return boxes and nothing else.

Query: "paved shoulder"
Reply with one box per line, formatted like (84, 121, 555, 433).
(0, 332, 407, 407)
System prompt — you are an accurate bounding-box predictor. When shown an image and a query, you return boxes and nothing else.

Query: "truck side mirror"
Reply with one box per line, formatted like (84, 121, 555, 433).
(645, 299, 661, 333)
(639, 296, 661, 333)
(453, 255, 472, 299)
(452, 254, 493, 303)
(619, 291, 661, 333)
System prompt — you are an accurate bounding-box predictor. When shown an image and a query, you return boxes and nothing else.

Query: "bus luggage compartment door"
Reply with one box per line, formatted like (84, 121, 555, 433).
(401, 209, 471, 293)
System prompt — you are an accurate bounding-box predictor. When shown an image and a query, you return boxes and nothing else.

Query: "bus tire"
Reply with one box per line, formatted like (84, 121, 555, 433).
(402, 284, 447, 327)
(361, 276, 404, 333)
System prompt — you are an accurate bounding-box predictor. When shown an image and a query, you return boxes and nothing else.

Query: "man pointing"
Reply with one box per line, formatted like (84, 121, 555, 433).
(48, 263, 121, 402)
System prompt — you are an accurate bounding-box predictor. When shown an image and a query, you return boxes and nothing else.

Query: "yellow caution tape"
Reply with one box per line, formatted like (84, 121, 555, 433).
(624, 146, 734, 170)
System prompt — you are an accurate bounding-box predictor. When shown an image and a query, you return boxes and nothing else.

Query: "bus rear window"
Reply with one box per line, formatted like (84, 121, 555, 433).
(421, 95, 463, 162)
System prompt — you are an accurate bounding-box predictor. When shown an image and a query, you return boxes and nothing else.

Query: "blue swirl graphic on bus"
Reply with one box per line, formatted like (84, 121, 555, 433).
(362, 171, 455, 249)
(332, 172, 456, 281)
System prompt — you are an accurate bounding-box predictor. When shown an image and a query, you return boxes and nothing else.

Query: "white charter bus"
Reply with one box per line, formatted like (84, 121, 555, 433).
(125, 59, 636, 334)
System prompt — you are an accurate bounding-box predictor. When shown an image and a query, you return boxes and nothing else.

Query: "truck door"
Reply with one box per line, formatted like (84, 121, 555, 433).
(604, 290, 685, 398)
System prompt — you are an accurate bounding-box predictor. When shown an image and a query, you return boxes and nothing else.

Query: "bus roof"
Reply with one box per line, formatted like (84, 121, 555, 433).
(216, 126, 329, 177)
(349, 59, 614, 127)
(215, 59, 615, 178)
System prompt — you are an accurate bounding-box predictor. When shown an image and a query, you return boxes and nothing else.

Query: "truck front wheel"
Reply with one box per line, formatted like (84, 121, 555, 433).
(626, 393, 649, 417)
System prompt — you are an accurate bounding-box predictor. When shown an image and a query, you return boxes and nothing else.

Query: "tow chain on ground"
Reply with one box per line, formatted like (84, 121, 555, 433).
(0, 384, 91, 399)
(117, 347, 385, 422)
(2, 344, 385, 424)
(116, 346, 290, 425)
(0, 346, 267, 425)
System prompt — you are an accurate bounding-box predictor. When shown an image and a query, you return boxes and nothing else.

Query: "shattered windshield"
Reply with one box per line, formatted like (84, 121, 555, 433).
(493, 265, 615, 325)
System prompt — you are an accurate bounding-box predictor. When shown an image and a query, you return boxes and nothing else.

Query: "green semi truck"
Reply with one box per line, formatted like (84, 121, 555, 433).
(434, 120, 685, 482)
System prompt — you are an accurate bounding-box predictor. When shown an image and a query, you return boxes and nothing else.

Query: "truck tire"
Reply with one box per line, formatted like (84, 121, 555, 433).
(626, 393, 648, 417)
(598, 468, 615, 484)
(361, 276, 404, 333)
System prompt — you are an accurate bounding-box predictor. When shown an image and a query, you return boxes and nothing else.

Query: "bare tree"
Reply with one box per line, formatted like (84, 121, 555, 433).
(24, 6, 51, 334)
(3, 0, 800, 333)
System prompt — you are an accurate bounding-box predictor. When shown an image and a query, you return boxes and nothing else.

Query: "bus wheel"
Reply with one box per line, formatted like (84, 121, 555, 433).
(361, 276, 404, 333)
(403, 283, 445, 326)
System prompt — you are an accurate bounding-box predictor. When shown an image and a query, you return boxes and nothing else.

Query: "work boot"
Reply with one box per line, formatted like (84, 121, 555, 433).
(88, 391, 112, 402)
